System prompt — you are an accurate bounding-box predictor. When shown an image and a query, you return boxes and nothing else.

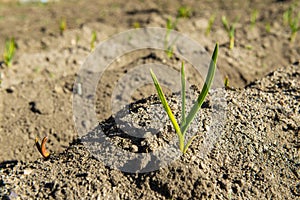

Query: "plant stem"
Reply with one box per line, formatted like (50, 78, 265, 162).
(290, 31, 297, 43)
(229, 36, 234, 50)
(150, 69, 184, 152)
(205, 15, 215, 36)
(3, 38, 16, 67)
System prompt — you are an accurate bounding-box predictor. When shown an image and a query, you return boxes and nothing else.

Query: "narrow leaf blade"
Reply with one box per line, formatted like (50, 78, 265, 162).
(150, 69, 182, 138)
(181, 43, 219, 135)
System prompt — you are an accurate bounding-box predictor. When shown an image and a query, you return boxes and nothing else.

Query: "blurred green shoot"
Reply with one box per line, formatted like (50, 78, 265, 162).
(164, 6, 190, 58)
(3, 38, 16, 67)
(164, 17, 178, 58)
(90, 31, 97, 51)
(59, 18, 66, 35)
(245, 44, 253, 50)
(177, 6, 191, 18)
(206, 14, 216, 36)
(222, 16, 236, 49)
(224, 76, 229, 88)
(250, 9, 259, 29)
(133, 22, 141, 28)
(283, 6, 292, 26)
(150, 43, 219, 154)
(283, 5, 300, 43)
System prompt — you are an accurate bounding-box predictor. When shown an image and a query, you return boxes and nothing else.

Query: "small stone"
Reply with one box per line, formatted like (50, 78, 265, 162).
(23, 169, 33, 175)
(252, 165, 259, 173)
(200, 162, 206, 170)
(130, 145, 138, 153)
(54, 85, 63, 94)
(71, 39, 76, 46)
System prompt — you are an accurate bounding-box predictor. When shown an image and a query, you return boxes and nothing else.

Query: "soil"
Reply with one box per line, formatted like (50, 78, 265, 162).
(0, 0, 299, 199)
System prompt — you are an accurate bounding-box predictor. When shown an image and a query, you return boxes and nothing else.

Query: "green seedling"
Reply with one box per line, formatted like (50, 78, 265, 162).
(33, 66, 41, 73)
(164, 17, 178, 58)
(3, 38, 16, 67)
(90, 31, 97, 51)
(59, 18, 66, 35)
(224, 76, 229, 88)
(205, 14, 216, 36)
(245, 44, 253, 50)
(222, 16, 236, 49)
(165, 6, 190, 58)
(283, 5, 300, 43)
(133, 22, 141, 28)
(166, 18, 177, 33)
(224, 76, 236, 91)
(177, 6, 191, 18)
(289, 21, 300, 43)
(250, 9, 258, 29)
(283, 6, 292, 26)
(150, 43, 219, 154)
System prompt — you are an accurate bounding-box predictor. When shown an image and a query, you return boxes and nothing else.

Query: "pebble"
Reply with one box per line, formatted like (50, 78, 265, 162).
(130, 145, 138, 153)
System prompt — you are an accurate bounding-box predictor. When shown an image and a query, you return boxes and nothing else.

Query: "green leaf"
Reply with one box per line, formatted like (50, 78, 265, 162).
(205, 14, 216, 36)
(166, 18, 173, 30)
(221, 16, 229, 31)
(150, 69, 184, 151)
(181, 43, 219, 135)
(3, 38, 15, 67)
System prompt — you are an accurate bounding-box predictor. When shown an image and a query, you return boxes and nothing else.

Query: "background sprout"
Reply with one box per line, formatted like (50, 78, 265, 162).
(250, 9, 259, 29)
(283, 5, 300, 43)
(133, 22, 141, 28)
(265, 22, 271, 33)
(222, 16, 236, 49)
(205, 14, 216, 36)
(59, 18, 67, 35)
(283, 6, 292, 26)
(164, 17, 178, 58)
(166, 4, 189, 31)
(222, 16, 235, 49)
(90, 31, 97, 51)
(224, 76, 229, 88)
(164, 6, 190, 58)
(177, 6, 191, 18)
(3, 38, 16, 67)
(150, 43, 219, 154)
(289, 19, 300, 43)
